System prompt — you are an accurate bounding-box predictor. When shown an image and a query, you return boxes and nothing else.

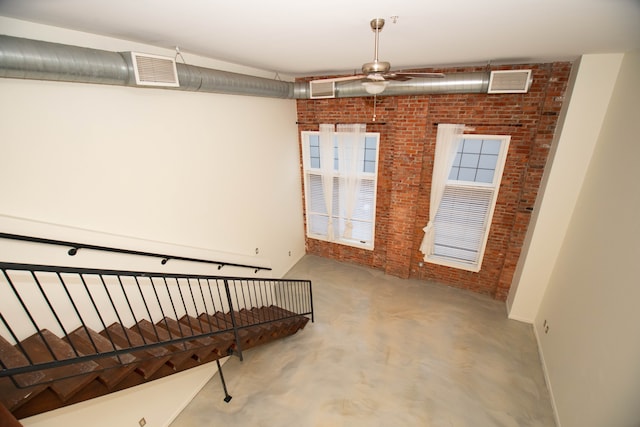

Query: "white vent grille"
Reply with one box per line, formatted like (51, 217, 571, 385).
(310, 80, 335, 99)
(488, 70, 532, 93)
(130, 52, 179, 87)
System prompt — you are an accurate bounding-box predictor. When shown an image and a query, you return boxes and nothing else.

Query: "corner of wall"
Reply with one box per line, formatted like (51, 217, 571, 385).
(506, 53, 623, 323)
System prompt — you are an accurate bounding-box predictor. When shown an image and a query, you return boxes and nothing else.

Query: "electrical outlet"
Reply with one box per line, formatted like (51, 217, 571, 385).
(288, 251, 291, 256)
(255, 247, 259, 255)
(543, 319, 549, 334)
(139, 418, 146, 427)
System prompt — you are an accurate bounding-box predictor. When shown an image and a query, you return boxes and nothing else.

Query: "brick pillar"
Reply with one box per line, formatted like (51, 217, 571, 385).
(384, 97, 429, 278)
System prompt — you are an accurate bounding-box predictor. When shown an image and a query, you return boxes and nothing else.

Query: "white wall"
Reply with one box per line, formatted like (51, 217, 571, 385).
(507, 54, 624, 322)
(0, 16, 305, 277)
(0, 18, 305, 427)
(533, 50, 640, 427)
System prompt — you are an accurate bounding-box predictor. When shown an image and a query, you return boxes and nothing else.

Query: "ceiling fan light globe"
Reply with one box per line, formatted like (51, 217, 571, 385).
(363, 81, 388, 95)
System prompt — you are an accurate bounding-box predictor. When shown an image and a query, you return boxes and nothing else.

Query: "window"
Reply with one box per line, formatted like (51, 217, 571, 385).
(426, 134, 510, 272)
(301, 125, 380, 250)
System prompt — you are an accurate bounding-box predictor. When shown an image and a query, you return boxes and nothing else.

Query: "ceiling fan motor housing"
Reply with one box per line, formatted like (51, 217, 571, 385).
(362, 60, 390, 74)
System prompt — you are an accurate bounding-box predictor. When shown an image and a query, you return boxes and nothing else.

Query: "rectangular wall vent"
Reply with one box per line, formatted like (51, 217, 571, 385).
(130, 52, 180, 87)
(488, 70, 532, 93)
(309, 80, 335, 99)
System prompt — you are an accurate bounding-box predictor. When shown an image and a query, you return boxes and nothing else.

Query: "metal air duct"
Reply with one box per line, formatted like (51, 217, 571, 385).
(0, 34, 491, 99)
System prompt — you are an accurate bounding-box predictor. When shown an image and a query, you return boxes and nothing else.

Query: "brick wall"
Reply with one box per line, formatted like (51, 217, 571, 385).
(296, 63, 572, 300)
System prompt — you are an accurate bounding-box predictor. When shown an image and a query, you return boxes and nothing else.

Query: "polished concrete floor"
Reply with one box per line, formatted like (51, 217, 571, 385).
(170, 255, 556, 427)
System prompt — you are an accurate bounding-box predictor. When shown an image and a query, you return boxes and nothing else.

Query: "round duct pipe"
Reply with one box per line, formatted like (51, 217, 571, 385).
(0, 34, 293, 98)
(0, 34, 129, 85)
(0, 34, 490, 99)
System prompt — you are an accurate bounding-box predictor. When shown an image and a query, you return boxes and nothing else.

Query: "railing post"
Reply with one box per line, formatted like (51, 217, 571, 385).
(308, 281, 315, 323)
(223, 279, 243, 361)
(215, 359, 232, 403)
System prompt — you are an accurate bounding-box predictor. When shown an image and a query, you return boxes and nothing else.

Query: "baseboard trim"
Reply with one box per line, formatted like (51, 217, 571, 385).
(533, 324, 562, 427)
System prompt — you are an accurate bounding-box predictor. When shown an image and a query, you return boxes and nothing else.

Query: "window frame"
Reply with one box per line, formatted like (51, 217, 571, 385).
(301, 130, 380, 250)
(425, 134, 510, 272)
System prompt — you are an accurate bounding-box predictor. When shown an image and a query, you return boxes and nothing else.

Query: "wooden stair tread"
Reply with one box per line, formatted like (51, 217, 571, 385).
(0, 376, 47, 413)
(264, 306, 310, 329)
(194, 312, 239, 344)
(101, 324, 170, 379)
(240, 308, 282, 340)
(178, 315, 234, 358)
(66, 327, 137, 389)
(198, 312, 254, 349)
(156, 317, 224, 360)
(0, 335, 48, 389)
(254, 306, 310, 337)
(0, 400, 24, 427)
(19, 330, 100, 402)
(212, 312, 263, 349)
(135, 320, 195, 369)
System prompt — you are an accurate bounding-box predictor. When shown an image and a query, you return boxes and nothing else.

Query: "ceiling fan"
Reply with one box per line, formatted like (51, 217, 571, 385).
(313, 18, 445, 94)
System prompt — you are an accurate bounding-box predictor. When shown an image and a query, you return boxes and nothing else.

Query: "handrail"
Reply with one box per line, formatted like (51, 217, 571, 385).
(0, 232, 272, 273)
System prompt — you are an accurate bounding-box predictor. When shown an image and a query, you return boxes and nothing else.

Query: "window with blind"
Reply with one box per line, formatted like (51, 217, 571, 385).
(427, 135, 510, 271)
(301, 130, 380, 250)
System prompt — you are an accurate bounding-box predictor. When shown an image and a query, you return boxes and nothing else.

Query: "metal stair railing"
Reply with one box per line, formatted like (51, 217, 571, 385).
(0, 234, 314, 409)
(0, 262, 313, 371)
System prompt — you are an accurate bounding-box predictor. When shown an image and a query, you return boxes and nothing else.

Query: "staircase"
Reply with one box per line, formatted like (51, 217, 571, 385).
(0, 234, 313, 424)
(0, 306, 309, 420)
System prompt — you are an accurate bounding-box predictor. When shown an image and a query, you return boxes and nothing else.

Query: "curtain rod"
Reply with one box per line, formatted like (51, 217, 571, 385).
(296, 121, 387, 125)
(432, 122, 522, 127)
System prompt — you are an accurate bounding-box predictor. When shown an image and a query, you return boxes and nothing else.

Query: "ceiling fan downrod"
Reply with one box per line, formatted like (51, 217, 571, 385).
(362, 18, 390, 75)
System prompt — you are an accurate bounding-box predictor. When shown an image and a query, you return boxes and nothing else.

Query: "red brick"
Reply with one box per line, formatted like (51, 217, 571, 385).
(296, 62, 571, 300)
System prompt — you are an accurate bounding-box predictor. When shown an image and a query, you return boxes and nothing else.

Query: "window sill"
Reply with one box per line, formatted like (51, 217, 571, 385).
(307, 235, 374, 251)
(424, 255, 481, 273)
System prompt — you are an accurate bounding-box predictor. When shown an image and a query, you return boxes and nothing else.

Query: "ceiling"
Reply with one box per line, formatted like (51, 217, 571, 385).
(1, 0, 639, 77)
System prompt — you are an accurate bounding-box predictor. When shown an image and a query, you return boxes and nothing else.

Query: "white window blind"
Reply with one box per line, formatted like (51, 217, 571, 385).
(426, 134, 510, 272)
(301, 127, 380, 250)
(433, 185, 493, 263)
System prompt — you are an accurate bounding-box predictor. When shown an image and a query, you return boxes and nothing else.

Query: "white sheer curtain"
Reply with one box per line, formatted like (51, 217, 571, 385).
(420, 123, 465, 257)
(337, 124, 366, 239)
(319, 124, 336, 241)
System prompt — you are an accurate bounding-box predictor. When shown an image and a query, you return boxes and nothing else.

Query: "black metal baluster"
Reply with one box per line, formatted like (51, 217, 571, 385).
(150, 276, 174, 343)
(223, 280, 243, 361)
(132, 276, 155, 344)
(202, 279, 217, 333)
(267, 279, 277, 319)
(99, 275, 128, 362)
(2, 270, 56, 361)
(32, 271, 77, 356)
(161, 276, 186, 349)
(76, 273, 113, 356)
(214, 279, 226, 331)
(175, 277, 194, 337)
(194, 279, 207, 331)
(115, 275, 136, 347)
(0, 312, 35, 370)
(307, 281, 315, 323)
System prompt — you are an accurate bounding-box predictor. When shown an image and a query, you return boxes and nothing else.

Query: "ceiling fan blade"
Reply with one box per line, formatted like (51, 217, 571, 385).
(394, 72, 446, 78)
(381, 73, 412, 81)
(312, 74, 366, 83)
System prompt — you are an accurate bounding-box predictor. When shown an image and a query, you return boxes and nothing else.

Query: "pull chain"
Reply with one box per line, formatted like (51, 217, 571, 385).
(372, 94, 377, 122)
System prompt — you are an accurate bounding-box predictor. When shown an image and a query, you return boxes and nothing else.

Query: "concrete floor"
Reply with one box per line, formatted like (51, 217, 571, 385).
(170, 255, 556, 427)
